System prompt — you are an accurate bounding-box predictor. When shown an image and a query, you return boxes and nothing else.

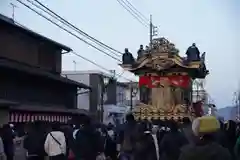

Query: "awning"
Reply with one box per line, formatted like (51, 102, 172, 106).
(10, 105, 89, 115)
(9, 112, 71, 123)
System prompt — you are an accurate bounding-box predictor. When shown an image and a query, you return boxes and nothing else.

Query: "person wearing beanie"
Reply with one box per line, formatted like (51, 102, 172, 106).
(179, 116, 231, 160)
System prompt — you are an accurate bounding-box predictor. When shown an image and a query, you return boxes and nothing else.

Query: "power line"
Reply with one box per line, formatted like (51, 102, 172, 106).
(71, 51, 133, 81)
(116, 0, 148, 28)
(124, 0, 149, 22)
(119, 0, 148, 24)
(16, 0, 122, 62)
(27, 0, 121, 57)
(15, 0, 133, 81)
(117, 0, 160, 34)
(31, 0, 123, 56)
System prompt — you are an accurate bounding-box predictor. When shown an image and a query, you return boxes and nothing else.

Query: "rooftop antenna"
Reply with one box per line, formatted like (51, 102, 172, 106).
(73, 60, 76, 71)
(10, 3, 18, 21)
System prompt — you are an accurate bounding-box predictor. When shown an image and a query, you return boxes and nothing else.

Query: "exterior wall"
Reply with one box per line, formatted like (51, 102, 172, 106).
(62, 71, 128, 120)
(0, 109, 9, 125)
(89, 73, 117, 113)
(105, 78, 117, 105)
(63, 73, 90, 110)
(0, 20, 62, 74)
(0, 68, 76, 109)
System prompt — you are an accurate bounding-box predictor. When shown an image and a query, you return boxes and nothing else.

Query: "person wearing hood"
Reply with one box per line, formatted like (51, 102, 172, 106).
(179, 116, 231, 160)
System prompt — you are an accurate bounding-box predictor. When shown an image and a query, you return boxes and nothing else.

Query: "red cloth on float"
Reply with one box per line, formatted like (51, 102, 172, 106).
(139, 75, 191, 88)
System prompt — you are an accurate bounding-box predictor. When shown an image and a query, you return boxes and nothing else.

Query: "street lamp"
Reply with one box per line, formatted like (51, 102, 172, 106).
(103, 77, 110, 86)
(100, 76, 113, 122)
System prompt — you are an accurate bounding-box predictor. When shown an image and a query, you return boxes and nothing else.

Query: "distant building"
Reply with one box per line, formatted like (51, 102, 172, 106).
(62, 70, 130, 124)
(0, 14, 90, 124)
(123, 82, 140, 109)
(191, 79, 214, 116)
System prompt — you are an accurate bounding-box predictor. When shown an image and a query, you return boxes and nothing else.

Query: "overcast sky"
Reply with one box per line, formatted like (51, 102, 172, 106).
(0, 0, 239, 108)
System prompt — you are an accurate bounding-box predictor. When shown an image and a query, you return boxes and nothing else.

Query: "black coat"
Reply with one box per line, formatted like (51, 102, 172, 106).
(74, 126, 104, 160)
(23, 130, 46, 156)
(160, 131, 188, 160)
(179, 142, 231, 160)
(134, 132, 158, 160)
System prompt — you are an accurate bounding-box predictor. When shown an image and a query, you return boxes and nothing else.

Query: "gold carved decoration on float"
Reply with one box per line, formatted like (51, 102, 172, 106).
(151, 37, 179, 55)
(132, 74, 190, 120)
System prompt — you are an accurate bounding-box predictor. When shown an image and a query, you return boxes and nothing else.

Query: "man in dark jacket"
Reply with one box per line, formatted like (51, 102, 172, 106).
(23, 122, 46, 160)
(160, 121, 188, 160)
(2, 124, 14, 160)
(181, 117, 196, 145)
(74, 116, 104, 160)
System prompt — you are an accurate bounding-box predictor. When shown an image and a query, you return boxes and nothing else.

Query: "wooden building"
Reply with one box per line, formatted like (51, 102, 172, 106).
(0, 14, 90, 125)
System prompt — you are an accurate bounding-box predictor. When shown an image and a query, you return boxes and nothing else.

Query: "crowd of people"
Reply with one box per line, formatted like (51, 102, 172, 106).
(0, 114, 240, 160)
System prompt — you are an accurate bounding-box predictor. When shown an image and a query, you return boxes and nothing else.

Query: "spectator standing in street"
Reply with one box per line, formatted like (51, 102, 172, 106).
(44, 123, 66, 160)
(24, 122, 46, 160)
(74, 116, 104, 160)
(13, 125, 27, 160)
(2, 124, 14, 160)
(0, 129, 6, 160)
(117, 113, 138, 160)
(179, 116, 231, 160)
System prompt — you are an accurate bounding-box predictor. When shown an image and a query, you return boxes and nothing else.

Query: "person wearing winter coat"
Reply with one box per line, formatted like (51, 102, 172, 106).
(179, 116, 231, 160)
(24, 122, 46, 160)
(159, 121, 188, 160)
(0, 135, 6, 160)
(2, 124, 14, 160)
(73, 116, 104, 160)
(134, 122, 158, 160)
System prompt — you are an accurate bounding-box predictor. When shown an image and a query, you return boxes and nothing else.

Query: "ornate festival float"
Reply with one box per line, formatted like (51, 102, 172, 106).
(120, 38, 209, 121)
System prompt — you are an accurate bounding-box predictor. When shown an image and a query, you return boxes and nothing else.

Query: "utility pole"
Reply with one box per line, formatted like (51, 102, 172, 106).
(10, 3, 17, 21)
(237, 91, 240, 120)
(149, 15, 158, 49)
(150, 15, 153, 49)
(130, 81, 133, 111)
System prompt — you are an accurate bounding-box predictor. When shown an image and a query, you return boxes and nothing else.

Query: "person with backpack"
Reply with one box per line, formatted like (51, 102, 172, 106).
(44, 122, 66, 160)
